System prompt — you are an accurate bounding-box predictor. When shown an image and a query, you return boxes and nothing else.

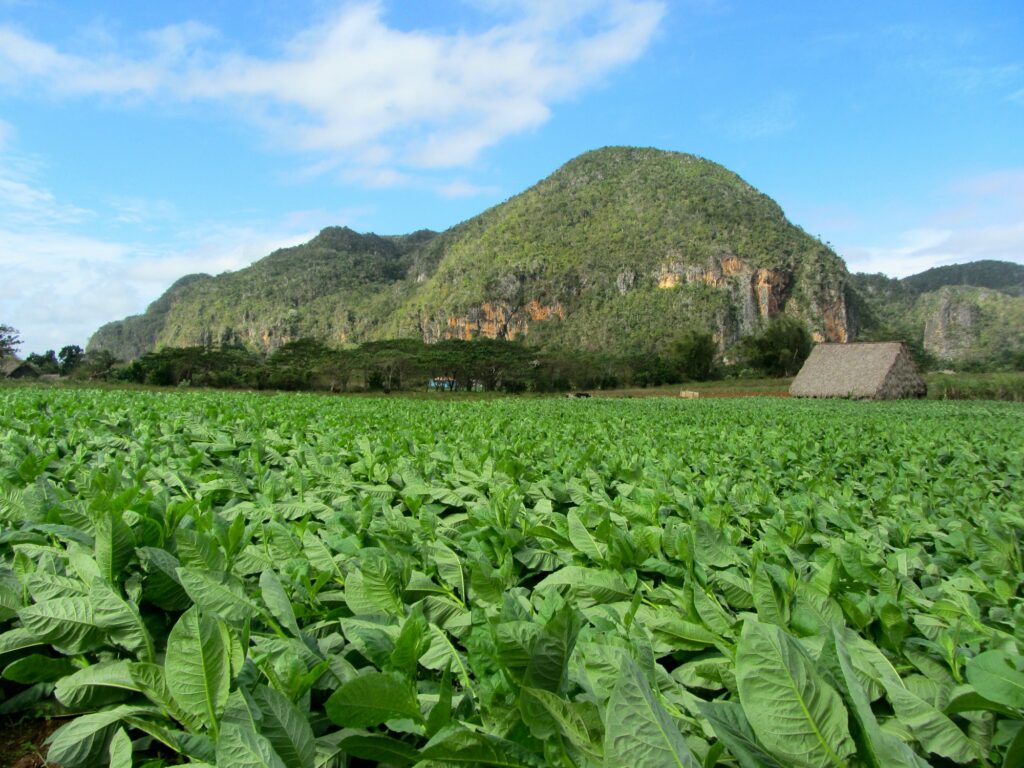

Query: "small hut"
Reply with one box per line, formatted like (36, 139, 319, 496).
(1, 359, 40, 380)
(790, 342, 926, 400)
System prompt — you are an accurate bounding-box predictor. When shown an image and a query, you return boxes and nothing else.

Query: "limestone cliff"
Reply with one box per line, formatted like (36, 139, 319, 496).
(917, 286, 1024, 362)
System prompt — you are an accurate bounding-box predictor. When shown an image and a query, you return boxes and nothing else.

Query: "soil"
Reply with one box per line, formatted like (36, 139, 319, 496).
(587, 387, 790, 399)
(0, 717, 63, 768)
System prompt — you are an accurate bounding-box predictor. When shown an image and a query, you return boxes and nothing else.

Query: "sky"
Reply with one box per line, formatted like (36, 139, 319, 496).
(1, 0, 1022, 354)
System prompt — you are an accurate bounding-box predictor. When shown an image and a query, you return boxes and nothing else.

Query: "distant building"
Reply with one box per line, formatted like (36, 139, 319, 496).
(1, 359, 41, 380)
(790, 342, 926, 400)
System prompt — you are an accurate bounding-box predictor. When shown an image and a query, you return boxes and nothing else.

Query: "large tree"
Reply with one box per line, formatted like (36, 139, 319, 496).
(0, 325, 21, 358)
(58, 345, 85, 375)
(26, 350, 59, 373)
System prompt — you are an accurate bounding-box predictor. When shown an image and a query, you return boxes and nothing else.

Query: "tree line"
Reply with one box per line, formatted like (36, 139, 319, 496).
(2, 317, 815, 392)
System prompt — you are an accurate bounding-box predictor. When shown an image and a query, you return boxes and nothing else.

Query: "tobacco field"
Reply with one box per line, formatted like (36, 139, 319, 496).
(0, 387, 1022, 768)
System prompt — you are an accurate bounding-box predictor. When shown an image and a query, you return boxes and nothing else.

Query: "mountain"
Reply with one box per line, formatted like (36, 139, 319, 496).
(90, 147, 859, 360)
(849, 260, 1024, 365)
(901, 260, 1024, 297)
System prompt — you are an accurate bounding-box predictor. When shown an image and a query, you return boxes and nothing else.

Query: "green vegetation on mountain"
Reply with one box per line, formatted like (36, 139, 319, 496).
(90, 147, 853, 361)
(90, 229, 437, 356)
(87, 146, 1022, 370)
(850, 261, 1024, 368)
(902, 259, 1024, 296)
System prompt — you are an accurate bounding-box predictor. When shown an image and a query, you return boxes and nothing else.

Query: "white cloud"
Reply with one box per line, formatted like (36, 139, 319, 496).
(0, 174, 92, 226)
(0, 1, 665, 176)
(0, 161, 319, 353)
(0, 225, 314, 354)
(436, 179, 500, 198)
(840, 168, 1024, 278)
(703, 92, 798, 141)
(843, 224, 1024, 278)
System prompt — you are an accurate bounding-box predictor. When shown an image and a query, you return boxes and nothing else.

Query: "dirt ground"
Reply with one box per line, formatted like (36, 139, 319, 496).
(0, 717, 62, 768)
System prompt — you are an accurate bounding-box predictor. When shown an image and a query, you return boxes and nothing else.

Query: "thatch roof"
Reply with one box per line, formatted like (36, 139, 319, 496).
(790, 342, 926, 400)
(1, 358, 40, 379)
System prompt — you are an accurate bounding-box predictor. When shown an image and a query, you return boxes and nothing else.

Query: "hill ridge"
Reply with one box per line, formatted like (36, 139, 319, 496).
(89, 146, 856, 359)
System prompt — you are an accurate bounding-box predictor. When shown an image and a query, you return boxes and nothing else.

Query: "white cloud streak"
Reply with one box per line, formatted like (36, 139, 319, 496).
(0, 1, 665, 174)
(840, 168, 1024, 277)
(0, 160, 316, 353)
(0, 223, 314, 354)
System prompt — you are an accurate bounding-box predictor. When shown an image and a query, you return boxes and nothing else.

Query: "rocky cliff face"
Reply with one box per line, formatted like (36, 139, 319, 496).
(921, 289, 981, 359)
(918, 286, 1024, 362)
(650, 254, 851, 346)
(418, 300, 567, 343)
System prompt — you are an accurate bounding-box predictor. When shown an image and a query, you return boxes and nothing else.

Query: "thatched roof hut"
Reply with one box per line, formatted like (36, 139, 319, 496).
(1, 359, 40, 379)
(790, 342, 926, 400)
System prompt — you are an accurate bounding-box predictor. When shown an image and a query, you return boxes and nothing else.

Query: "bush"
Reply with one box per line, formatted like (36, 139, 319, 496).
(671, 330, 716, 381)
(738, 316, 812, 377)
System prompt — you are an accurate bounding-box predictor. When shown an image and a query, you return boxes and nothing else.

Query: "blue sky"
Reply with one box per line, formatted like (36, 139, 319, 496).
(1, 0, 1022, 353)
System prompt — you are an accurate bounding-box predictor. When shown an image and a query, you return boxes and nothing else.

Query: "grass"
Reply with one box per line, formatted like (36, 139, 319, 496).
(6, 370, 1024, 401)
(925, 371, 1024, 402)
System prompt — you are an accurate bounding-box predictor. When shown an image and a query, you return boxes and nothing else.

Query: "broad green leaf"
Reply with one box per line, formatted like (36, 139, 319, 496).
(880, 678, 986, 763)
(821, 630, 928, 768)
(389, 603, 429, 678)
(251, 684, 317, 768)
(216, 721, 288, 768)
(522, 687, 603, 761)
(109, 727, 134, 768)
(18, 596, 105, 654)
(2, 653, 75, 684)
(735, 618, 854, 768)
(138, 546, 191, 611)
(697, 700, 786, 768)
(945, 689, 1021, 718)
(639, 606, 720, 651)
(433, 541, 465, 598)
(177, 567, 258, 623)
(603, 657, 699, 768)
(568, 509, 605, 561)
(55, 659, 139, 709)
(300, 529, 343, 579)
(427, 664, 454, 737)
(343, 557, 403, 616)
(95, 509, 135, 585)
(337, 733, 419, 766)
(222, 687, 259, 730)
(524, 602, 580, 694)
(259, 569, 301, 637)
(536, 566, 633, 605)
(46, 705, 152, 768)
(420, 725, 543, 767)
(421, 624, 474, 695)
(849, 639, 986, 764)
(166, 607, 232, 737)
(693, 519, 736, 567)
(129, 661, 204, 731)
(0, 627, 45, 655)
(325, 670, 422, 728)
(90, 577, 155, 662)
(1003, 725, 1024, 768)
(339, 616, 397, 668)
(122, 714, 216, 762)
(966, 651, 1024, 710)
(750, 566, 789, 626)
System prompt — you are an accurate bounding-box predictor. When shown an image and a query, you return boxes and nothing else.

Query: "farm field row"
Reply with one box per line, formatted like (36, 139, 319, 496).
(0, 388, 1022, 767)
